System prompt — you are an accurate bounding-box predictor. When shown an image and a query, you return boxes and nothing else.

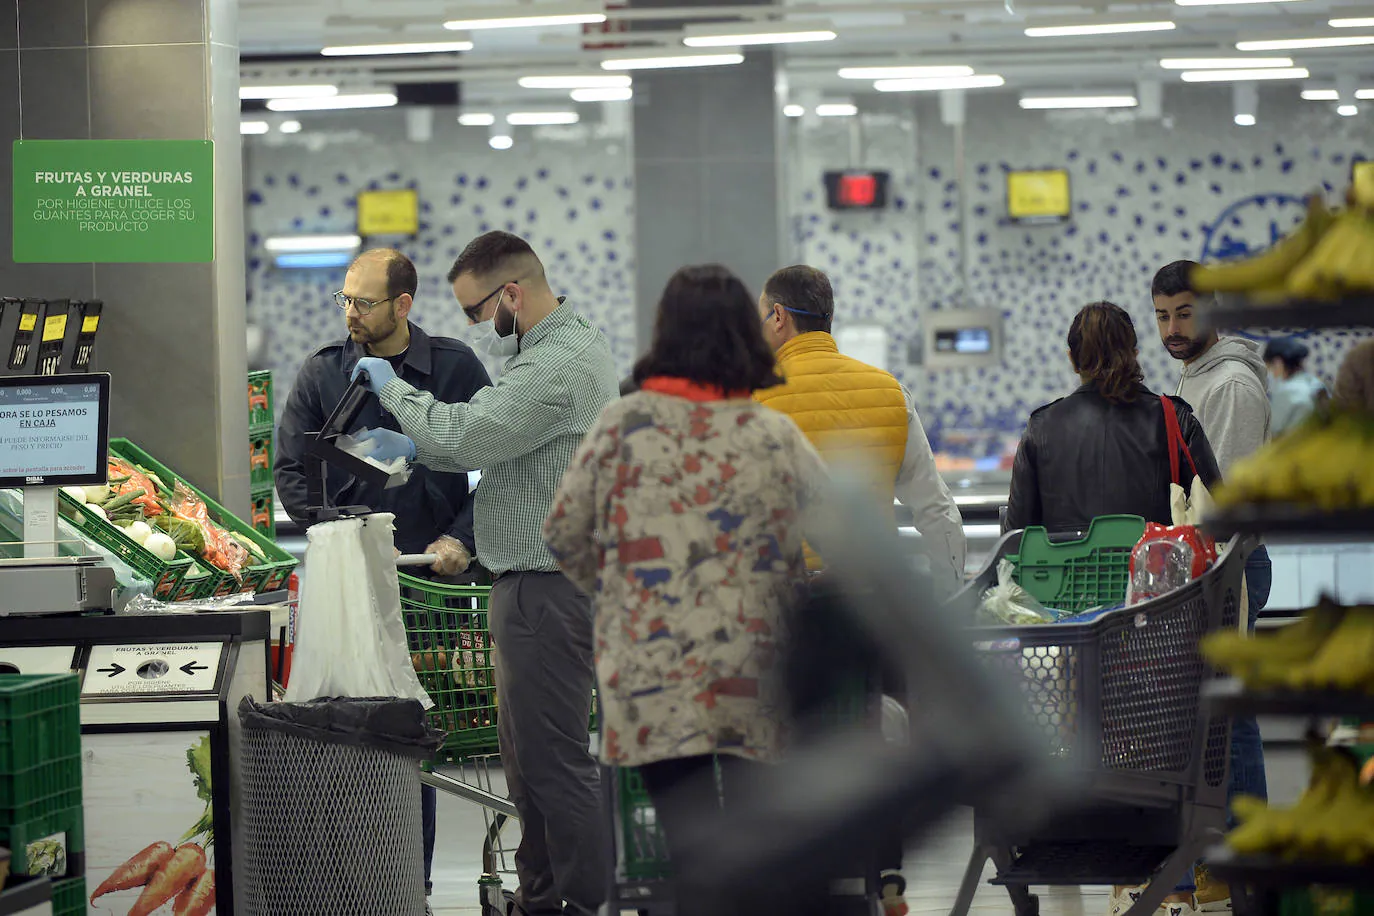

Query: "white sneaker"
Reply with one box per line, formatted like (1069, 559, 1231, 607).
(1110, 886, 1148, 916)
(1159, 900, 1199, 916)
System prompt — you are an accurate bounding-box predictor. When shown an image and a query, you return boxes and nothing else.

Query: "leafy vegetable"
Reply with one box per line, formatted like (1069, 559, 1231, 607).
(153, 515, 206, 555)
(25, 837, 66, 877)
(180, 736, 214, 845)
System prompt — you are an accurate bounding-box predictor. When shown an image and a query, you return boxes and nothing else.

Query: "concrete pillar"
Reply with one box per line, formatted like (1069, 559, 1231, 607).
(0, 0, 249, 511)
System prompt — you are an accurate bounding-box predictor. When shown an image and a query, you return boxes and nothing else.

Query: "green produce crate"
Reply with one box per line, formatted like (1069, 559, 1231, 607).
(171, 560, 216, 602)
(618, 767, 671, 881)
(109, 439, 297, 594)
(1009, 514, 1147, 614)
(0, 675, 80, 778)
(0, 755, 81, 827)
(0, 804, 84, 879)
(52, 875, 86, 916)
(250, 489, 275, 539)
(54, 494, 192, 601)
(249, 431, 274, 489)
(248, 369, 274, 430)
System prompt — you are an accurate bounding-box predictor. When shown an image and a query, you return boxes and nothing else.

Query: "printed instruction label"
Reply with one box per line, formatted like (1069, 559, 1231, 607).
(84, 642, 224, 696)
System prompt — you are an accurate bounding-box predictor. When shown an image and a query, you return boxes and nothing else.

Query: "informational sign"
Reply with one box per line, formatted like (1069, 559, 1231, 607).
(0, 374, 110, 488)
(0, 645, 78, 675)
(823, 170, 891, 210)
(12, 139, 214, 263)
(83, 642, 224, 696)
(1007, 169, 1071, 223)
(357, 188, 420, 236)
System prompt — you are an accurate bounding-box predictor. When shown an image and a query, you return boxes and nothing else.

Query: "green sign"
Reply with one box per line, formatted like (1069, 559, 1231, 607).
(12, 140, 214, 263)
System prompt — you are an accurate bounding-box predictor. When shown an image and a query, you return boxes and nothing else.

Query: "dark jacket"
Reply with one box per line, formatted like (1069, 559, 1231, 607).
(274, 322, 491, 555)
(1005, 384, 1223, 534)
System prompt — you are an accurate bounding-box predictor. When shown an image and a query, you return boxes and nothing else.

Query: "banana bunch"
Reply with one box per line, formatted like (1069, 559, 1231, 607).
(1190, 192, 1374, 302)
(1214, 408, 1374, 511)
(1228, 745, 1374, 864)
(1202, 600, 1374, 692)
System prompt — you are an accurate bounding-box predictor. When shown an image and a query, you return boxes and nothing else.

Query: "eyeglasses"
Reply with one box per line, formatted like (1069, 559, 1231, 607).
(460, 281, 519, 324)
(332, 291, 398, 315)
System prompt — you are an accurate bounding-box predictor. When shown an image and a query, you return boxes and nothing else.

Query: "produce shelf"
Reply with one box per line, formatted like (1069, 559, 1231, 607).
(1205, 506, 1374, 543)
(1205, 846, 1374, 890)
(1203, 678, 1374, 718)
(1208, 296, 1374, 331)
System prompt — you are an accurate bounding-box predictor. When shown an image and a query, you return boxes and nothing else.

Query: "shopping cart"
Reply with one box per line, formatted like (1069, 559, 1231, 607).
(944, 527, 1253, 916)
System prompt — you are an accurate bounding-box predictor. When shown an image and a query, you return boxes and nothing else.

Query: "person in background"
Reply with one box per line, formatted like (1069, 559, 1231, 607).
(1264, 337, 1327, 436)
(349, 231, 617, 916)
(754, 265, 965, 593)
(543, 264, 828, 916)
(1153, 260, 1272, 915)
(274, 247, 491, 914)
(1005, 301, 1221, 534)
(1334, 339, 1374, 413)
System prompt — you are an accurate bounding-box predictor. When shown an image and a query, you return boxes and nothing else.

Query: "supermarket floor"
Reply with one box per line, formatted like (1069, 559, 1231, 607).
(425, 745, 1309, 915)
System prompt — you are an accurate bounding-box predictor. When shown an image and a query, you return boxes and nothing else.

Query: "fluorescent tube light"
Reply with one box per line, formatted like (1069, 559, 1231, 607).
(840, 65, 974, 79)
(279, 120, 303, 134)
(489, 134, 514, 150)
(1026, 21, 1174, 37)
(321, 40, 473, 56)
(683, 28, 836, 48)
(783, 104, 805, 117)
(458, 112, 496, 126)
(275, 252, 354, 270)
(240, 121, 270, 135)
(1176, 0, 1301, 4)
(505, 111, 580, 125)
(519, 74, 630, 89)
(264, 234, 362, 253)
(1330, 18, 1374, 28)
(1237, 35, 1374, 50)
(266, 93, 398, 112)
(1234, 113, 1256, 126)
(240, 84, 337, 100)
(601, 52, 743, 70)
(874, 74, 1005, 92)
(1302, 89, 1339, 100)
(1359, 89, 1374, 100)
(1337, 104, 1359, 116)
(1020, 95, 1138, 109)
(1180, 67, 1310, 82)
(570, 86, 633, 102)
(815, 102, 858, 117)
(1160, 57, 1292, 69)
(444, 11, 606, 30)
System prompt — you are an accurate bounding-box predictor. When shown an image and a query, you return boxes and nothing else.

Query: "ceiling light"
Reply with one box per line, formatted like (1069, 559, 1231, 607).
(839, 65, 974, 80)
(683, 28, 836, 48)
(267, 93, 398, 112)
(1301, 88, 1339, 100)
(1337, 104, 1359, 116)
(874, 74, 1005, 92)
(519, 74, 631, 89)
(321, 40, 473, 56)
(571, 86, 633, 101)
(1234, 113, 1257, 126)
(444, 9, 606, 30)
(1180, 67, 1310, 82)
(601, 52, 744, 70)
(1237, 35, 1374, 50)
(1176, 0, 1302, 4)
(505, 111, 580, 125)
(783, 104, 805, 117)
(1330, 18, 1374, 28)
(1019, 95, 1139, 109)
(279, 120, 303, 134)
(458, 112, 496, 126)
(815, 103, 858, 117)
(240, 120, 270, 135)
(1160, 57, 1292, 69)
(264, 234, 361, 253)
(1026, 21, 1175, 37)
(1359, 89, 1374, 100)
(274, 252, 353, 270)
(489, 134, 514, 150)
(240, 84, 336, 100)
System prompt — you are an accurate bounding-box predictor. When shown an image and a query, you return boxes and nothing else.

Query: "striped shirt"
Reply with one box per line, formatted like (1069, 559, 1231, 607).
(380, 302, 619, 574)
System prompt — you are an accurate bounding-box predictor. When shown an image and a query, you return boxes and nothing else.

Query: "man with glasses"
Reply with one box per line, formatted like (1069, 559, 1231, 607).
(274, 247, 490, 914)
(349, 231, 617, 916)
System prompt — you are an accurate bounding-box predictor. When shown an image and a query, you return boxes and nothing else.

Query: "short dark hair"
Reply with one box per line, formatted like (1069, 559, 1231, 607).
(763, 265, 834, 333)
(352, 248, 418, 300)
(1264, 336, 1310, 372)
(447, 231, 544, 285)
(1067, 301, 1144, 404)
(1152, 260, 1197, 299)
(633, 264, 784, 393)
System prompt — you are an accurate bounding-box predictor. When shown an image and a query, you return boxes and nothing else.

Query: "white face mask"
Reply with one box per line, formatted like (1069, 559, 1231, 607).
(468, 291, 519, 357)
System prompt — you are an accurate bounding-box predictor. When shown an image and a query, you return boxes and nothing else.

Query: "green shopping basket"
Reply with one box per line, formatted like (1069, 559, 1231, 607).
(1010, 515, 1146, 614)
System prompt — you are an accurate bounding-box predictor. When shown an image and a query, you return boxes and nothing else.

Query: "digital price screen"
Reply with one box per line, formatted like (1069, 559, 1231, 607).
(823, 170, 891, 210)
(356, 189, 420, 236)
(1007, 169, 1072, 223)
(934, 328, 993, 355)
(0, 373, 110, 488)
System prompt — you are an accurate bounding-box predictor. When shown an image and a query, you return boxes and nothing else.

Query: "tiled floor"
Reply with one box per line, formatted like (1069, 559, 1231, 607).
(426, 746, 1309, 915)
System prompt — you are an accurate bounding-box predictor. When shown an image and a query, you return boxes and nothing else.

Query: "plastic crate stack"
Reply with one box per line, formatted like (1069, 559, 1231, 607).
(248, 370, 275, 541)
(0, 674, 86, 915)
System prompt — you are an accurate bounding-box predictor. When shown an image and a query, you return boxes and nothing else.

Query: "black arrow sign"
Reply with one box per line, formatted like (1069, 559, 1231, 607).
(96, 663, 125, 678)
(180, 661, 209, 676)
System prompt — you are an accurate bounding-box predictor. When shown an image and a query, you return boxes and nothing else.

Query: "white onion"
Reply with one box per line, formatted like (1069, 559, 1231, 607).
(143, 531, 177, 561)
(61, 486, 87, 504)
(126, 520, 153, 546)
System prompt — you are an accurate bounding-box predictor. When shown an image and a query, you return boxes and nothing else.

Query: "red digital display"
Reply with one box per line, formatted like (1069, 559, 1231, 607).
(823, 170, 890, 210)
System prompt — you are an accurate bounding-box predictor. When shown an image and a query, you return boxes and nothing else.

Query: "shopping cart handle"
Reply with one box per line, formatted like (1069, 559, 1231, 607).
(395, 553, 438, 567)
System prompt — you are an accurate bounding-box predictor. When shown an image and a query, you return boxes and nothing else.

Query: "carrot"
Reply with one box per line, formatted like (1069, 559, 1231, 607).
(128, 843, 206, 916)
(173, 868, 215, 916)
(89, 841, 174, 902)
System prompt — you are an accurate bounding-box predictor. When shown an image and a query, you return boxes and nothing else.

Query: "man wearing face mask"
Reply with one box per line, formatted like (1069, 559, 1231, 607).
(350, 231, 617, 916)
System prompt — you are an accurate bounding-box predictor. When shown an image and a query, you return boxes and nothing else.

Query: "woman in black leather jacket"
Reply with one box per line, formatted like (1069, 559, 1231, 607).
(1005, 301, 1222, 533)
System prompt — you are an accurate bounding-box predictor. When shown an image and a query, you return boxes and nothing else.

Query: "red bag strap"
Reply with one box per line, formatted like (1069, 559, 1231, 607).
(1161, 395, 1199, 486)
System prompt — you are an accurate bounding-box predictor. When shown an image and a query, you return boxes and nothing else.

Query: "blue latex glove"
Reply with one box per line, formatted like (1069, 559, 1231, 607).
(355, 428, 417, 462)
(351, 357, 397, 395)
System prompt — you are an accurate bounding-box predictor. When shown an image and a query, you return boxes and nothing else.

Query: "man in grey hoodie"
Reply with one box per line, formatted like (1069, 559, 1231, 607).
(1152, 259, 1271, 912)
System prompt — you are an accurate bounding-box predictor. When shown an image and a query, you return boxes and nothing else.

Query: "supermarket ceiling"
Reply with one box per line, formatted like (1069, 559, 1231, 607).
(237, 0, 1374, 109)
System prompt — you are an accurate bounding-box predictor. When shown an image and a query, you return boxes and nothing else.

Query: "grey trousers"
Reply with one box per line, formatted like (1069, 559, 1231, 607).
(490, 571, 606, 916)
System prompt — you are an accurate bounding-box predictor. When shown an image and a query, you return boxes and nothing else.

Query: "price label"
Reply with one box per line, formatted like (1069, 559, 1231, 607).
(82, 315, 100, 333)
(18, 313, 36, 332)
(42, 313, 67, 342)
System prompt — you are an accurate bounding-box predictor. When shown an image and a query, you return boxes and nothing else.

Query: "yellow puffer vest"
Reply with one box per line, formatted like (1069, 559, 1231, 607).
(755, 332, 908, 568)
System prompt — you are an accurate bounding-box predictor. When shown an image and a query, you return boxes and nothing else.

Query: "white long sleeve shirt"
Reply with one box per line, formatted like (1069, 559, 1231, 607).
(896, 385, 967, 593)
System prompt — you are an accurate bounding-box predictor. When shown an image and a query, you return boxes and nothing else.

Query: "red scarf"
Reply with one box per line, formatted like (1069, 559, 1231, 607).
(639, 376, 749, 402)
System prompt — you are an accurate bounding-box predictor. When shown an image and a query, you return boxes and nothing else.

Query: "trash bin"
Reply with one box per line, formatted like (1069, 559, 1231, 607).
(237, 697, 443, 916)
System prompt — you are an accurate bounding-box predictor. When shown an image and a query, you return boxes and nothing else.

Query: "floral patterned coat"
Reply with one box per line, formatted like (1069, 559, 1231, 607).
(544, 390, 827, 767)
